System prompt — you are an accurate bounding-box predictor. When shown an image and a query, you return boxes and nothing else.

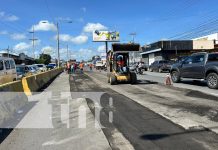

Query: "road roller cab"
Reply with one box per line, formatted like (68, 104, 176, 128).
(107, 43, 140, 85)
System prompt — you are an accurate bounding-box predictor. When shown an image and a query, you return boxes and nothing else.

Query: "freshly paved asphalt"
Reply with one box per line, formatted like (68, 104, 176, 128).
(70, 71, 218, 150)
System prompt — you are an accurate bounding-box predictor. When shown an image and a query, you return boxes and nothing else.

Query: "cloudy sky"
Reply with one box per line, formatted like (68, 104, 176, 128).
(0, 0, 217, 60)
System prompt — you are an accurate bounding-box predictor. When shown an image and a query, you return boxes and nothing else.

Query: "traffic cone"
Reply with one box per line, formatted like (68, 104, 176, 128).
(165, 73, 172, 85)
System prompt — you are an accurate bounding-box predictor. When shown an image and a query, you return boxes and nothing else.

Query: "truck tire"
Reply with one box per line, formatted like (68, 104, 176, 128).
(171, 71, 180, 83)
(206, 73, 218, 89)
(110, 74, 117, 85)
(130, 72, 137, 84)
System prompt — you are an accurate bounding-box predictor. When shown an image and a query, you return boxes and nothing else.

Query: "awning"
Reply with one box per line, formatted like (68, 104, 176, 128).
(140, 48, 162, 55)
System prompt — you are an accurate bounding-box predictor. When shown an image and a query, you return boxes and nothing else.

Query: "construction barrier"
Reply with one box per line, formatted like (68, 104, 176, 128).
(22, 68, 63, 96)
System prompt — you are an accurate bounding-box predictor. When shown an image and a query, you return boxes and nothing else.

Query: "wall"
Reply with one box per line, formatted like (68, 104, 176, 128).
(193, 40, 214, 50)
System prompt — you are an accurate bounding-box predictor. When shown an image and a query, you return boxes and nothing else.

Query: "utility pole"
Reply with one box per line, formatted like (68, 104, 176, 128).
(129, 32, 136, 43)
(67, 44, 69, 61)
(7, 46, 9, 58)
(29, 26, 38, 59)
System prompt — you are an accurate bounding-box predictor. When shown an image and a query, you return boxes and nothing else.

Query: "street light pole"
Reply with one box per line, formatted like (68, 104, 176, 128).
(42, 20, 72, 68)
(56, 22, 60, 68)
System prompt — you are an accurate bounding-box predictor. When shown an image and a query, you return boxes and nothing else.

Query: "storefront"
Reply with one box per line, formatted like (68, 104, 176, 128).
(141, 40, 214, 65)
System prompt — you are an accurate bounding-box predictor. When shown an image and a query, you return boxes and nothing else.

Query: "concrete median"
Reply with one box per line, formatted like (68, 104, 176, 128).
(0, 68, 63, 126)
(22, 68, 63, 96)
(0, 81, 28, 126)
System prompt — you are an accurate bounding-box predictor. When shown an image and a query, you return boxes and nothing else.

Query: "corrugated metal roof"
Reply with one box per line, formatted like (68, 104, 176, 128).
(0, 50, 19, 56)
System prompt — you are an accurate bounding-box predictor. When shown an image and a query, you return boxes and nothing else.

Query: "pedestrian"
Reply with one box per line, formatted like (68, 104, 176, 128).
(71, 64, 74, 74)
(74, 63, 77, 73)
(67, 62, 70, 74)
(79, 63, 84, 73)
(89, 63, 93, 71)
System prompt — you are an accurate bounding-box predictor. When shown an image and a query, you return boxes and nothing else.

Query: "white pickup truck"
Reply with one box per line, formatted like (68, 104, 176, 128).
(95, 61, 106, 70)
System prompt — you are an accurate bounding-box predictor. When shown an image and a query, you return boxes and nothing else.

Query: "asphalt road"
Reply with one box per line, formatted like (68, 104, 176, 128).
(70, 71, 218, 150)
(139, 71, 218, 96)
(1, 71, 218, 150)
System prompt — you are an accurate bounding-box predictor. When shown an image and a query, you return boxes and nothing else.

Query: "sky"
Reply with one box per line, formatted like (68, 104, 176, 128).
(0, 0, 218, 60)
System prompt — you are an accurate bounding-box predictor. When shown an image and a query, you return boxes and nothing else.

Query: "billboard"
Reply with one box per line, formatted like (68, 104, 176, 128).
(93, 30, 120, 42)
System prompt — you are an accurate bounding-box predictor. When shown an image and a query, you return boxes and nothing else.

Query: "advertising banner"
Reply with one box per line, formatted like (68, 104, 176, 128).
(93, 30, 120, 42)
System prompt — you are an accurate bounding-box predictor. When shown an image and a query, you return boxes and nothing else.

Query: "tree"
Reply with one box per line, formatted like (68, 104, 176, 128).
(36, 53, 51, 65)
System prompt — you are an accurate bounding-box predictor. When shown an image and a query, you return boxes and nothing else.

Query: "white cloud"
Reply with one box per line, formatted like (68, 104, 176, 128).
(31, 20, 56, 31)
(71, 35, 88, 44)
(57, 34, 88, 45)
(0, 11, 19, 21)
(13, 42, 31, 53)
(83, 23, 107, 33)
(41, 46, 54, 54)
(97, 45, 106, 52)
(59, 34, 72, 42)
(0, 30, 8, 35)
(76, 48, 94, 60)
(41, 46, 56, 58)
(10, 33, 26, 40)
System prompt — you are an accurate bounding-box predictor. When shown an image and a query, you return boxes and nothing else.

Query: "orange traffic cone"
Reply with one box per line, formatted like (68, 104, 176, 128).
(165, 73, 172, 85)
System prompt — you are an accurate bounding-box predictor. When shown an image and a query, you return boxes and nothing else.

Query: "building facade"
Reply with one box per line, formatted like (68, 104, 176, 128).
(141, 40, 215, 65)
(0, 51, 35, 65)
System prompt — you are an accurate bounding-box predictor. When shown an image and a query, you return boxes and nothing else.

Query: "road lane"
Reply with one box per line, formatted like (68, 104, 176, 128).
(70, 71, 218, 150)
(88, 70, 218, 134)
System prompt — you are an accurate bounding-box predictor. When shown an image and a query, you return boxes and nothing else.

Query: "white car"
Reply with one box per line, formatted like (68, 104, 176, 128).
(33, 64, 47, 72)
(0, 57, 17, 84)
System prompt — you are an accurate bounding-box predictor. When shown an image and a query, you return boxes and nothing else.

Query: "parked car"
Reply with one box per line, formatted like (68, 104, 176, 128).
(171, 52, 218, 89)
(33, 64, 47, 72)
(16, 65, 26, 79)
(149, 60, 172, 72)
(26, 65, 38, 74)
(47, 63, 57, 70)
(0, 57, 17, 84)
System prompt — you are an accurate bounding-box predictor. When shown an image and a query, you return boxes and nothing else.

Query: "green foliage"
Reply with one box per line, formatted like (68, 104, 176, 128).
(35, 54, 51, 65)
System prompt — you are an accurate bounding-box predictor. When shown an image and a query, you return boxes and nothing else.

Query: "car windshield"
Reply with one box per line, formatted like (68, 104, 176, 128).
(37, 65, 43, 67)
(29, 67, 34, 70)
(208, 54, 218, 62)
(16, 67, 25, 73)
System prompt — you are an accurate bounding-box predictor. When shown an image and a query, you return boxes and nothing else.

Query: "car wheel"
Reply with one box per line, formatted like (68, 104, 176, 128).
(207, 73, 218, 89)
(171, 71, 180, 83)
(110, 74, 117, 85)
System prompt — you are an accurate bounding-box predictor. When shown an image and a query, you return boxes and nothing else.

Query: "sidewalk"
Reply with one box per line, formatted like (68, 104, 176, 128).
(0, 73, 111, 150)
